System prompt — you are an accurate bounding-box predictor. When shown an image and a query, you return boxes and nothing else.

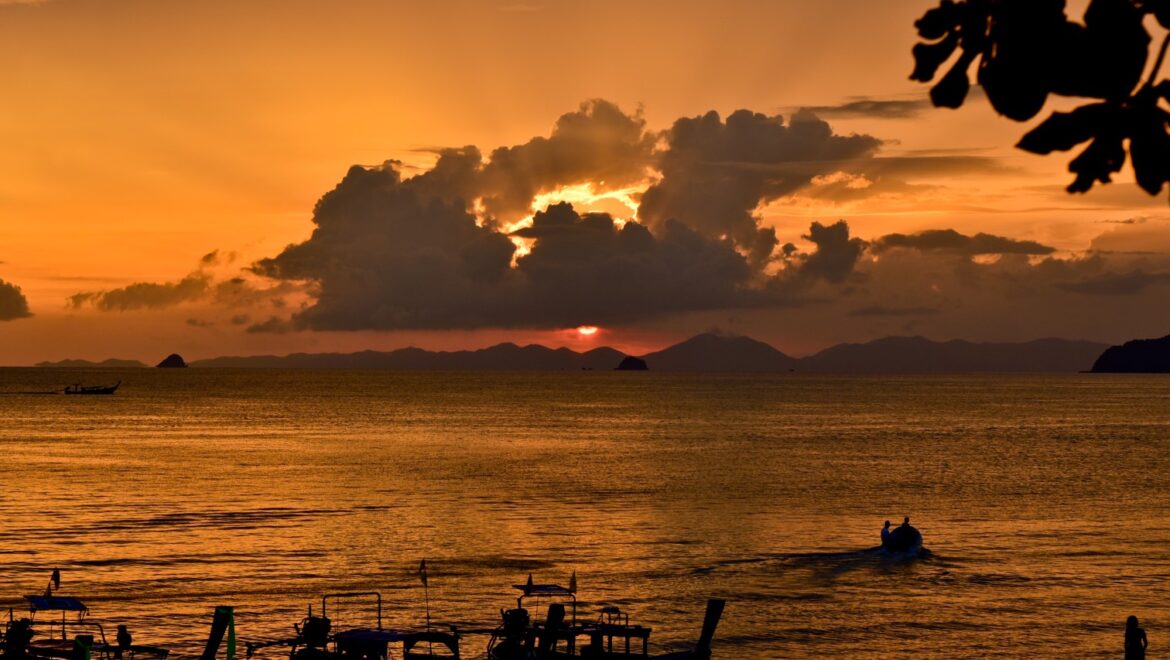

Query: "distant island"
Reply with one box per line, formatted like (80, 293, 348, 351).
(798, 336, 1109, 374)
(1091, 334, 1170, 373)
(157, 353, 189, 368)
(615, 356, 649, 371)
(36, 358, 148, 368)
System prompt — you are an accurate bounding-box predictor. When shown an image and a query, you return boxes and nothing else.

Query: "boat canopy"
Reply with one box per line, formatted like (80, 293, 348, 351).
(335, 629, 431, 643)
(24, 596, 88, 613)
(512, 584, 574, 597)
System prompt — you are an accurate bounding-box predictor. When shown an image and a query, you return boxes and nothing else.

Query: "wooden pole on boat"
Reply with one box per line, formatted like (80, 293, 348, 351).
(418, 559, 431, 631)
(417, 560, 433, 656)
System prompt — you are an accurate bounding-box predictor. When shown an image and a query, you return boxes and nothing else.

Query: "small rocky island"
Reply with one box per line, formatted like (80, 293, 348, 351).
(615, 355, 649, 371)
(156, 353, 189, 368)
(1091, 334, 1170, 373)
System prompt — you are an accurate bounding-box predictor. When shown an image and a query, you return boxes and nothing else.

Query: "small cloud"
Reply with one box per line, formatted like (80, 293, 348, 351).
(200, 250, 221, 266)
(798, 220, 869, 283)
(849, 305, 942, 317)
(246, 316, 294, 334)
(230, 314, 251, 326)
(794, 90, 987, 121)
(186, 318, 215, 328)
(1056, 270, 1170, 295)
(799, 97, 932, 120)
(872, 229, 1055, 256)
(69, 273, 211, 311)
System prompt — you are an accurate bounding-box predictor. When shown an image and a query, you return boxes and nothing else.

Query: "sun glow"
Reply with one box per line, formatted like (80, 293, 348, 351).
(576, 325, 599, 337)
(494, 182, 647, 268)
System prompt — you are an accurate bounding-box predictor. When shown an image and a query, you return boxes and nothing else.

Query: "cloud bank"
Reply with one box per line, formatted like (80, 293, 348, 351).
(69, 99, 1170, 340)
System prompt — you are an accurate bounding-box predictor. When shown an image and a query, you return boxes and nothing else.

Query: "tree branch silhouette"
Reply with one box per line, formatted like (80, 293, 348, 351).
(912, 0, 1170, 196)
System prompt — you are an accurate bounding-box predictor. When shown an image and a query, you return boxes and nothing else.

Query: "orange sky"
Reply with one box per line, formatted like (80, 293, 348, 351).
(1, 0, 1169, 364)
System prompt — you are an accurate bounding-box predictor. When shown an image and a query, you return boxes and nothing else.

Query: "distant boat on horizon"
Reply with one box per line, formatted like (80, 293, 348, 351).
(63, 381, 120, 395)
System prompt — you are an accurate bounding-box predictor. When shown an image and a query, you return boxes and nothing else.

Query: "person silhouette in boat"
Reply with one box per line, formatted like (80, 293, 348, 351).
(879, 516, 923, 554)
(1125, 615, 1148, 659)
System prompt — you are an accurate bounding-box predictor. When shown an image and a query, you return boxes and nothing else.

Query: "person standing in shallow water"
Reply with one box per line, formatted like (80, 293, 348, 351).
(1126, 615, 1148, 659)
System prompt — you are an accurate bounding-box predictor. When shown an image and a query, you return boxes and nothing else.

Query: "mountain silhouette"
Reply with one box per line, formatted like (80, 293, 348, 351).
(192, 344, 626, 371)
(41, 334, 1112, 373)
(799, 336, 1108, 373)
(1091, 334, 1170, 373)
(35, 358, 148, 368)
(640, 333, 797, 372)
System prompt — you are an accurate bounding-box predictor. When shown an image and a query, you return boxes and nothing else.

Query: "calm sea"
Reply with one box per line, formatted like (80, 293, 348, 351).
(1, 369, 1168, 658)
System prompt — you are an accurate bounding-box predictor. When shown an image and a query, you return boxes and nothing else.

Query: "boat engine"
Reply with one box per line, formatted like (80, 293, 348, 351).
(486, 608, 530, 659)
(299, 616, 331, 649)
(3, 619, 34, 659)
(290, 615, 332, 660)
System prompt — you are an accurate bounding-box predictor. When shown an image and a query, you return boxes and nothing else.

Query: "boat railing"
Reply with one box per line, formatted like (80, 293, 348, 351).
(320, 592, 382, 632)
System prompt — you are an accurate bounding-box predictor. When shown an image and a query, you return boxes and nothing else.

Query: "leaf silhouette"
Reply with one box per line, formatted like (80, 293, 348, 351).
(912, 0, 1170, 198)
(1017, 105, 1117, 155)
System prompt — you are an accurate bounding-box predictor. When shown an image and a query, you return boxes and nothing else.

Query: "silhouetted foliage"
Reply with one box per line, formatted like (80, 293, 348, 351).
(912, 0, 1170, 195)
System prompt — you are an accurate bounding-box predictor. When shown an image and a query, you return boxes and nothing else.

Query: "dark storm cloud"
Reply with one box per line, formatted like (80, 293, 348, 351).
(797, 220, 869, 283)
(1055, 270, 1170, 295)
(872, 229, 1055, 256)
(292, 100, 654, 227)
(254, 162, 758, 330)
(0, 278, 32, 320)
(509, 203, 756, 326)
(638, 109, 881, 262)
(249, 101, 1040, 332)
(253, 161, 521, 329)
(477, 99, 656, 219)
(69, 272, 211, 311)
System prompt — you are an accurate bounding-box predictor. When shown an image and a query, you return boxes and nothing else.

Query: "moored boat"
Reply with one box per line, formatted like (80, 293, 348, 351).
(244, 592, 460, 660)
(487, 577, 725, 659)
(2, 571, 168, 660)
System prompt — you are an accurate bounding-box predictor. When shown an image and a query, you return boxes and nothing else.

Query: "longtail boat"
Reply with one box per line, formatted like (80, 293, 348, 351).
(2, 571, 168, 660)
(487, 577, 724, 659)
(63, 382, 120, 396)
(244, 592, 460, 660)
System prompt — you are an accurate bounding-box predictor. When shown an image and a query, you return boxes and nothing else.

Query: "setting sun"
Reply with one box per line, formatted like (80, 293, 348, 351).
(576, 325, 599, 337)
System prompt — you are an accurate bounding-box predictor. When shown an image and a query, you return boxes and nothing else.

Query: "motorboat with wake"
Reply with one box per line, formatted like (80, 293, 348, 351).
(877, 519, 926, 558)
(487, 576, 724, 659)
(244, 592, 460, 660)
